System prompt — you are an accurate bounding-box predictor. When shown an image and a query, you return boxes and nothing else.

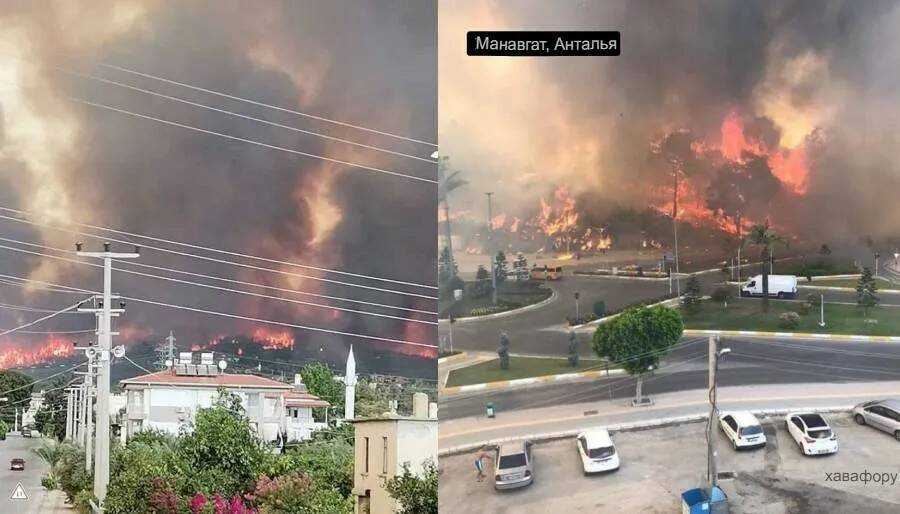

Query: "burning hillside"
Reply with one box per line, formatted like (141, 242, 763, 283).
(0, 338, 76, 369)
(441, 1, 900, 248)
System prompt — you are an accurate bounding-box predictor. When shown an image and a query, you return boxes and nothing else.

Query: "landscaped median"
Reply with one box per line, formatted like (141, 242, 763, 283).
(681, 297, 900, 336)
(442, 355, 623, 395)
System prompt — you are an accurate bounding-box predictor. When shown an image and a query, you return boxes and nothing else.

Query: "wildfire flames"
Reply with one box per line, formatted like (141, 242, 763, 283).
(0, 338, 75, 369)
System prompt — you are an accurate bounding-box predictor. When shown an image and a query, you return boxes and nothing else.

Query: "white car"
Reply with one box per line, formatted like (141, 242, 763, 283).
(785, 412, 838, 455)
(576, 429, 620, 474)
(719, 411, 766, 450)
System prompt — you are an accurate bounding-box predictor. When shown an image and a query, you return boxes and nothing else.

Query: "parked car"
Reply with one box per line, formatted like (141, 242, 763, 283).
(785, 413, 838, 455)
(719, 411, 767, 450)
(10, 458, 24, 471)
(494, 441, 533, 490)
(21, 426, 32, 438)
(576, 429, 620, 474)
(853, 399, 900, 441)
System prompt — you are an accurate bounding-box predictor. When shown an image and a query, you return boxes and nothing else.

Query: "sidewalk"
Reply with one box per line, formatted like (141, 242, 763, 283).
(438, 352, 495, 388)
(438, 380, 900, 453)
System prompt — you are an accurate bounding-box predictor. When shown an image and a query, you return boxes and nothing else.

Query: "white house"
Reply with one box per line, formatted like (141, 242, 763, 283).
(120, 353, 328, 444)
(351, 393, 437, 514)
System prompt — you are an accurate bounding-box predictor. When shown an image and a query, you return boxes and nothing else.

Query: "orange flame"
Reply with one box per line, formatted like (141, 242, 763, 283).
(0, 338, 76, 369)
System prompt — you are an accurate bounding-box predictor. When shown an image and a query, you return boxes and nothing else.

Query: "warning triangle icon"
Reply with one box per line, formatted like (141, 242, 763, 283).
(10, 482, 27, 500)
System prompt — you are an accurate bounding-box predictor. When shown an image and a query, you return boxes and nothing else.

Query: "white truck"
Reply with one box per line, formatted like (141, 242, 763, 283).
(740, 274, 798, 299)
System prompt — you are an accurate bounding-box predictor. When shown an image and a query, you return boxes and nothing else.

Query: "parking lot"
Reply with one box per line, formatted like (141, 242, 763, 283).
(438, 413, 900, 513)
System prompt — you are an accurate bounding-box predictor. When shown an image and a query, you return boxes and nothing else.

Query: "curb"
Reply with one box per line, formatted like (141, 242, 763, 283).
(438, 405, 854, 456)
(799, 285, 900, 294)
(438, 352, 470, 365)
(442, 367, 625, 396)
(443, 289, 558, 324)
(683, 328, 900, 342)
(569, 296, 683, 330)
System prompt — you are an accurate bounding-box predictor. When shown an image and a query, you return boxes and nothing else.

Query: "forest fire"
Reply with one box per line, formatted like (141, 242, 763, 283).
(0, 337, 76, 369)
(253, 328, 295, 350)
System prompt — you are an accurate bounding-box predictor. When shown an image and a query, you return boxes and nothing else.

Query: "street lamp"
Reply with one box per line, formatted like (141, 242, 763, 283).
(819, 294, 825, 327)
(875, 252, 881, 278)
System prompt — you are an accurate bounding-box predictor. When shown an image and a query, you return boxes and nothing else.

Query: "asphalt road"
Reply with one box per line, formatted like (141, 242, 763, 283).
(441, 268, 900, 357)
(0, 434, 68, 514)
(440, 335, 900, 419)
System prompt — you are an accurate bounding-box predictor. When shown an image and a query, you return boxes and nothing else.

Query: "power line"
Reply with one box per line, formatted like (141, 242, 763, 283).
(0, 300, 85, 315)
(0, 361, 85, 397)
(0, 242, 436, 326)
(0, 273, 437, 350)
(72, 98, 437, 185)
(99, 62, 437, 147)
(0, 298, 91, 338)
(0, 235, 436, 315)
(71, 71, 437, 164)
(0, 211, 438, 300)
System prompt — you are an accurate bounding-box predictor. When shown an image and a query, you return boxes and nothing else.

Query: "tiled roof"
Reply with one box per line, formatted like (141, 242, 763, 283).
(120, 370, 292, 389)
(284, 391, 330, 408)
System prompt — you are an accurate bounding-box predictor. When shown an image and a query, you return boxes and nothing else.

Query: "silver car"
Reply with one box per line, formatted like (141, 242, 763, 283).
(854, 399, 900, 441)
(494, 441, 533, 490)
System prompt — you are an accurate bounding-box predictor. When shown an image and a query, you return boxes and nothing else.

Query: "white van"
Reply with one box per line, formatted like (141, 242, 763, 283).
(740, 274, 797, 299)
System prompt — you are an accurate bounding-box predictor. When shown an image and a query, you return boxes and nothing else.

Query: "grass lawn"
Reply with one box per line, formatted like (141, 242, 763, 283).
(445, 356, 606, 387)
(439, 280, 552, 319)
(682, 298, 900, 336)
(806, 277, 896, 289)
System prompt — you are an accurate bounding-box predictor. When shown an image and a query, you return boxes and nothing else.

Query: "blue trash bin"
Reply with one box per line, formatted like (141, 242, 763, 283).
(681, 486, 728, 514)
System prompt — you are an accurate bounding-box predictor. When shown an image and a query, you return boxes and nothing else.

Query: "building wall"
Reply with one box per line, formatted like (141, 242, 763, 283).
(352, 419, 438, 514)
(125, 385, 288, 443)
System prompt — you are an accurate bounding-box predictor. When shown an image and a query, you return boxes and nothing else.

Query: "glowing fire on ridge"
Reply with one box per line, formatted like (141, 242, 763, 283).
(0, 338, 76, 369)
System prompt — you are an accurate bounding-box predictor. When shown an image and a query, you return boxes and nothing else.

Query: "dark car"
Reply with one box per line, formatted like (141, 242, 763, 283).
(10, 458, 24, 471)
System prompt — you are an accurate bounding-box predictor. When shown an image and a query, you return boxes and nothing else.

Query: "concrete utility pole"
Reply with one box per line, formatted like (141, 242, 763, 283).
(486, 192, 498, 305)
(85, 351, 94, 471)
(72, 386, 80, 443)
(65, 387, 74, 440)
(707, 335, 730, 490)
(672, 169, 681, 297)
(76, 242, 139, 506)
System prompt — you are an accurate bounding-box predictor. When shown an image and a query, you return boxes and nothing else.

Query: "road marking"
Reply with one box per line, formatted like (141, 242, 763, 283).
(9, 483, 27, 500)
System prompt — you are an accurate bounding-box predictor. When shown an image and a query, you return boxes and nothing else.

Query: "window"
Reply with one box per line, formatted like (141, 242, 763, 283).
(382, 437, 388, 474)
(364, 437, 369, 473)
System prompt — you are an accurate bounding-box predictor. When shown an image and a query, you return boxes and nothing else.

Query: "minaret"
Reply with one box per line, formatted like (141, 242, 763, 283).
(344, 345, 357, 420)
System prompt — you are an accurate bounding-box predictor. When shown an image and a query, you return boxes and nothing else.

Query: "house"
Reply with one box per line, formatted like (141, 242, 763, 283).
(351, 392, 437, 514)
(120, 352, 328, 444)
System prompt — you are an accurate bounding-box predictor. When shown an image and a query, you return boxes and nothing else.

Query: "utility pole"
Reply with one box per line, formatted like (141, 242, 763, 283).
(74, 346, 97, 470)
(486, 192, 498, 305)
(13, 407, 18, 433)
(672, 170, 681, 297)
(65, 387, 74, 440)
(77, 242, 139, 507)
(707, 335, 730, 491)
(875, 252, 880, 278)
(72, 385, 80, 443)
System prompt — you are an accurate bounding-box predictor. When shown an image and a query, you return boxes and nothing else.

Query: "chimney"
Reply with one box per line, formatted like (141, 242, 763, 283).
(293, 374, 307, 393)
(413, 392, 429, 418)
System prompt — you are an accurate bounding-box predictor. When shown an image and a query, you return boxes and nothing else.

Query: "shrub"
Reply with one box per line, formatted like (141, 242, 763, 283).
(778, 311, 801, 329)
(41, 474, 56, 490)
(798, 302, 812, 315)
(710, 287, 730, 303)
(805, 293, 822, 307)
(0, 420, 7, 440)
(593, 301, 606, 318)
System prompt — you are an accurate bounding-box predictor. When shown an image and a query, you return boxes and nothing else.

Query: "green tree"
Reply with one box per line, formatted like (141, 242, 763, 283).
(857, 266, 879, 318)
(300, 363, 344, 419)
(592, 306, 683, 403)
(386, 460, 438, 514)
(0, 370, 33, 424)
(681, 274, 702, 312)
(494, 251, 508, 285)
(276, 437, 353, 498)
(177, 390, 270, 496)
(497, 332, 511, 370)
(438, 246, 458, 286)
(106, 438, 187, 514)
(567, 331, 579, 367)
(36, 376, 71, 441)
(744, 223, 786, 311)
(473, 265, 491, 298)
(0, 419, 7, 440)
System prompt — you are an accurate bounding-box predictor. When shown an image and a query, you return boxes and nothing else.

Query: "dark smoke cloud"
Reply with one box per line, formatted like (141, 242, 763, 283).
(0, 0, 436, 371)
(441, 0, 900, 244)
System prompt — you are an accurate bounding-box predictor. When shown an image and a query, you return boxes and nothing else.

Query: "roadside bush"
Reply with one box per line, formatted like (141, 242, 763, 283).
(710, 287, 730, 303)
(41, 474, 56, 490)
(798, 302, 812, 315)
(0, 419, 7, 440)
(806, 293, 822, 307)
(593, 301, 606, 318)
(778, 311, 801, 329)
(468, 305, 506, 316)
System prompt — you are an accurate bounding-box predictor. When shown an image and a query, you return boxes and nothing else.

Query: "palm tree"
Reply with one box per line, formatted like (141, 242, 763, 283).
(438, 156, 466, 281)
(743, 223, 786, 310)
